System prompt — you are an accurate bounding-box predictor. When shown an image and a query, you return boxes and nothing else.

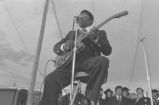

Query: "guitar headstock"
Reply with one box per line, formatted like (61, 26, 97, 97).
(112, 11, 128, 19)
(94, 11, 129, 30)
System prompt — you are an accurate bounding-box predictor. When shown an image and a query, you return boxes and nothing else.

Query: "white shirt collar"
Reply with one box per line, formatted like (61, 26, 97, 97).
(79, 26, 92, 32)
(116, 95, 122, 98)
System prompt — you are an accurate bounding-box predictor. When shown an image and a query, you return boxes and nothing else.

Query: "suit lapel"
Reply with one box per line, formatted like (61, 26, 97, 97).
(114, 96, 120, 105)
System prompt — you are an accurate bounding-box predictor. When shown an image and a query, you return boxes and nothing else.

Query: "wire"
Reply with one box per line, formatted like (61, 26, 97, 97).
(127, 0, 144, 88)
(3, 1, 31, 56)
(51, 0, 63, 39)
(91, 0, 96, 25)
(39, 59, 55, 92)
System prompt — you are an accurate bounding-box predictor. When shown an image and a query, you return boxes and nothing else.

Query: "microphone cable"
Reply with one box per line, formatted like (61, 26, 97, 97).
(39, 59, 56, 93)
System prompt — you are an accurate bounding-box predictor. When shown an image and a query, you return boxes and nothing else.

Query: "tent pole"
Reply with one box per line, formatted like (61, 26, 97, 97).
(26, 0, 49, 105)
(140, 37, 153, 105)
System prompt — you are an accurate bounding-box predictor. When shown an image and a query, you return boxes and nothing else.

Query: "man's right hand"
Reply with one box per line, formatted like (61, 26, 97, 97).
(63, 40, 74, 51)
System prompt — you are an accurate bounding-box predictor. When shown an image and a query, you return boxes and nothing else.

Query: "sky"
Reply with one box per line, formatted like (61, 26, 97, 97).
(0, 0, 159, 93)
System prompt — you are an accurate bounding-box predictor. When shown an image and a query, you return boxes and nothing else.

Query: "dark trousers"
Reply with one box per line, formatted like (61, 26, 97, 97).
(40, 56, 109, 105)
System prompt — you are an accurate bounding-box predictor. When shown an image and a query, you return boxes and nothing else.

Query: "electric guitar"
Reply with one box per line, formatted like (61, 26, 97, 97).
(54, 11, 128, 68)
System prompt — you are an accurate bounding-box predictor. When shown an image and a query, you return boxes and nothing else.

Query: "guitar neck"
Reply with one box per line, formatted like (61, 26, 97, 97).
(78, 17, 114, 42)
(96, 11, 128, 29)
(95, 16, 114, 29)
(78, 11, 128, 42)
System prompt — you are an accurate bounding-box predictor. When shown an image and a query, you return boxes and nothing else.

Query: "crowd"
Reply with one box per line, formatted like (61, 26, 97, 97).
(58, 85, 159, 105)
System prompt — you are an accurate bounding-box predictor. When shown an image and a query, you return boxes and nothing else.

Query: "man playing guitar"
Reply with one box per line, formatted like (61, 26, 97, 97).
(40, 9, 112, 105)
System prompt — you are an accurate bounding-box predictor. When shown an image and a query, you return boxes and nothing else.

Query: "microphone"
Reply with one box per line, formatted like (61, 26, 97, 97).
(74, 16, 82, 22)
(74, 16, 80, 19)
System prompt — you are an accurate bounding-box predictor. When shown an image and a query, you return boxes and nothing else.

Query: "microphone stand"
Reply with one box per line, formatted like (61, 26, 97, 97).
(140, 37, 153, 105)
(72, 16, 76, 30)
(70, 17, 79, 105)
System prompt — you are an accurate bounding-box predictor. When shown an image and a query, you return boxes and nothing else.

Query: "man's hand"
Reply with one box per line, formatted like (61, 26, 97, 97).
(63, 40, 74, 51)
(90, 27, 99, 43)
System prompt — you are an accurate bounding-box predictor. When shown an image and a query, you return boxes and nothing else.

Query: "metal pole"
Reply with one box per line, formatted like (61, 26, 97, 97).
(70, 22, 78, 105)
(71, 81, 80, 104)
(51, 0, 63, 38)
(26, 0, 49, 105)
(140, 37, 153, 105)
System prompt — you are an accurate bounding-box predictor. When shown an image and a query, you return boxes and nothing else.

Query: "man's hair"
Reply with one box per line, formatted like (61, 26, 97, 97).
(122, 87, 129, 92)
(80, 10, 94, 25)
(115, 86, 123, 92)
(104, 88, 113, 94)
(152, 89, 158, 93)
(136, 87, 144, 93)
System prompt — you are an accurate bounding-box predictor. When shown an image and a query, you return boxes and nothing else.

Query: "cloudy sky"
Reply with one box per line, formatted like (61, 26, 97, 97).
(0, 0, 159, 92)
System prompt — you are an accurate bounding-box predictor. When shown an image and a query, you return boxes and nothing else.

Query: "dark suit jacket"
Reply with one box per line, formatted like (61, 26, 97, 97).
(103, 97, 112, 105)
(110, 96, 130, 105)
(153, 99, 159, 105)
(53, 30, 112, 66)
(133, 97, 151, 105)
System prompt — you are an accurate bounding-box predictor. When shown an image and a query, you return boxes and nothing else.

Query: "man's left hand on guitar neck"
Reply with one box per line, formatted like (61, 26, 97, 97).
(90, 27, 100, 44)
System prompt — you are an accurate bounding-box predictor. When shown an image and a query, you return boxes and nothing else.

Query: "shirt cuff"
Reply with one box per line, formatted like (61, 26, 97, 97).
(60, 43, 65, 51)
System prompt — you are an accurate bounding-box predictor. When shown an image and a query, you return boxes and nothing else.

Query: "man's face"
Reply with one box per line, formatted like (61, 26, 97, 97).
(106, 91, 112, 97)
(73, 85, 78, 93)
(152, 92, 158, 99)
(78, 12, 92, 28)
(116, 88, 122, 96)
(136, 88, 143, 95)
(100, 90, 103, 94)
(123, 91, 128, 97)
(136, 88, 144, 98)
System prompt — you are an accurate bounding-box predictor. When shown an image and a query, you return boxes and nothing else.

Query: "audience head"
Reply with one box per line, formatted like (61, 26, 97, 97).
(152, 89, 159, 99)
(136, 87, 144, 98)
(122, 87, 130, 97)
(136, 87, 144, 94)
(115, 86, 123, 96)
(104, 88, 113, 98)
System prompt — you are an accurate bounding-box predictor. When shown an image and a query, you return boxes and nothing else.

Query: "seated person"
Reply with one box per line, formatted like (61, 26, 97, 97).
(39, 9, 112, 105)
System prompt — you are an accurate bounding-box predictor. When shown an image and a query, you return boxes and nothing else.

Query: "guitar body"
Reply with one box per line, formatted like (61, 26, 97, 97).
(54, 51, 73, 68)
(54, 42, 85, 68)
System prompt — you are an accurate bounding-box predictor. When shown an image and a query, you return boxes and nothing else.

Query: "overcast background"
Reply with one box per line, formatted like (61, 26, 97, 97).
(0, 0, 159, 93)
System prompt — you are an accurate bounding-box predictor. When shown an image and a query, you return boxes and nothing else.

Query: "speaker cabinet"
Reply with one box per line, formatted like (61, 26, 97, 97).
(0, 88, 18, 105)
(0, 88, 42, 105)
